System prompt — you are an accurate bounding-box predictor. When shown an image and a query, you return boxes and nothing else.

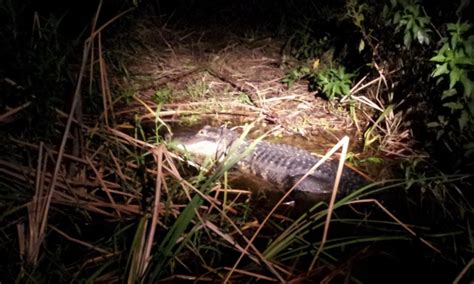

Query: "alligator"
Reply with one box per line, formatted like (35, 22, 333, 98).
(171, 125, 367, 197)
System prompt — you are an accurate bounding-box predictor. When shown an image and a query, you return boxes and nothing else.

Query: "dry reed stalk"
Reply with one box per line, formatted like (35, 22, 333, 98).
(49, 225, 111, 254)
(453, 258, 474, 284)
(138, 145, 165, 276)
(0, 101, 31, 123)
(86, 156, 122, 217)
(222, 267, 279, 282)
(22, 142, 46, 264)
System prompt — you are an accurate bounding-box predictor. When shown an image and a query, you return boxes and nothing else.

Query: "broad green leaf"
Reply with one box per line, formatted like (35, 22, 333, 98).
(341, 84, 351, 96)
(449, 68, 461, 88)
(432, 63, 449, 77)
(427, 121, 440, 128)
(445, 49, 455, 60)
(418, 16, 430, 26)
(406, 18, 414, 31)
(443, 102, 464, 110)
(458, 111, 469, 131)
(451, 36, 459, 50)
(417, 30, 430, 45)
(393, 12, 401, 24)
(382, 5, 389, 19)
(438, 42, 450, 54)
(438, 115, 446, 124)
(453, 56, 474, 66)
(441, 88, 458, 100)
(403, 32, 412, 47)
(319, 75, 329, 84)
(447, 23, 457, 31)
(322, 83, 331, 94)
(465, 36, 474, 55)
(413, 25, 420, 37)
(333, 84, 341, 95)
(358, 39, 365, 52)
(430, 54, 446, 62)
(365, 157, 384, 164)
(436, 129, 444, 140)
(458, 22, 471, 33)
(460, 75, 473, 97)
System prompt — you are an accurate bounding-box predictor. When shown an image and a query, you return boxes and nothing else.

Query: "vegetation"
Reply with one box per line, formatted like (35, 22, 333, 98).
(0, 0, 472, 283)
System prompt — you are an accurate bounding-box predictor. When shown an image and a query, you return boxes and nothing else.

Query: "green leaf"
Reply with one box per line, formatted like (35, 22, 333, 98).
(438, 42, 450, 54)
(447, 22, 457, 31)
(341, 84, 351, 96)
(458, 111, 470, 131)
(427, 121, 440, 128)
(458, 22, 471, 33)
(333, 84, 342, 96)
(416, 30, 430, 45)
(430, 54, 446, 62)
(451, 36, 459, 50)
(403, 32, 412, 47)
(443, 102, 464, 110)
(436, 129, 445, 140)
(322, 83, 332, 94)
(465, 36, 474, 56)
(441, 88, 458, 100)
(406, 18, 414, 31)
(412, 24, 420, 36)
(358, 39, 365, 52)
(366, 157, 384, 163)
(453, 56, 474, 66)
(449, 68, 461, 88)
(438, 115, 446, 124)
(418, 16, 430, 26)
(393, 12, 401, 24)
(432, 63, 449, 77)
(382, 5, 389, 19)
(460, 75, 473, 97)
(318, 74, 329, 84)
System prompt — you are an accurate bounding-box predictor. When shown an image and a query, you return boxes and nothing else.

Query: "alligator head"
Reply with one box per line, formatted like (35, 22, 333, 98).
(171, 125, 240, 162)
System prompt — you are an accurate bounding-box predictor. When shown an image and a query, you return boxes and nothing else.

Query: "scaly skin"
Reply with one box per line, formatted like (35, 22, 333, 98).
(172, 125, 367, 196)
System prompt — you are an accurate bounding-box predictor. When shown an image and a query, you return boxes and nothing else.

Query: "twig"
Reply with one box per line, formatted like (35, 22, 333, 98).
(0, 102, 31, 123)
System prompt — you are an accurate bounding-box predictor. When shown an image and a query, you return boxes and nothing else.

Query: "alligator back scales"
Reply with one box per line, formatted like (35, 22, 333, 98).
(172, 125, 367, 195)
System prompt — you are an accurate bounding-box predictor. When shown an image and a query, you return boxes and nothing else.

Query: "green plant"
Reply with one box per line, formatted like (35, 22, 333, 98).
(430, 22, 474, 128)
(152, 87, 173, 104)
(283, 64, 354, 100)
(428, 21, 474, 156)
(383, 0, 431, 47)
(315, 66, 354, 100)
(345, 0, 373, 53)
